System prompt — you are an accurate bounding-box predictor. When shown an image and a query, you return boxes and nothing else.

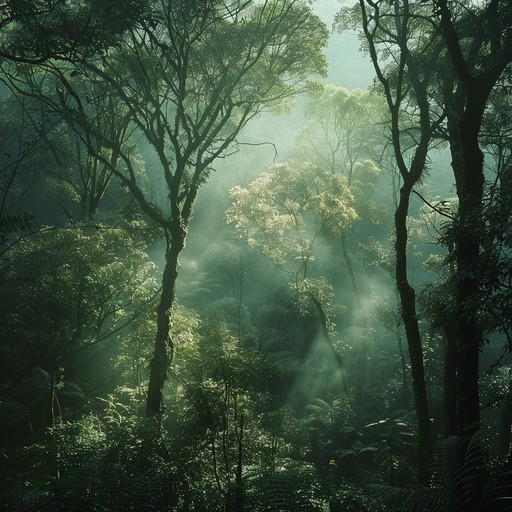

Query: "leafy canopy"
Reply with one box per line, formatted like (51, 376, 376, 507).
(227, 161, 358, 273)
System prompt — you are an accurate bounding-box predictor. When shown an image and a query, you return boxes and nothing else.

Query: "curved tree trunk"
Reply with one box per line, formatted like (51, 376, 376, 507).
(395, 182, 433, 482)
(311, 296, 349, 395)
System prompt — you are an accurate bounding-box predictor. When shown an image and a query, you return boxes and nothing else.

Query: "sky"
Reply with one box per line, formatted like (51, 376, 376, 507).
(314, 0, 375, 89)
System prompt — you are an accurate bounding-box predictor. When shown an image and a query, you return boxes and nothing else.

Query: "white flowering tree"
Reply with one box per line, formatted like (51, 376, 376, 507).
(227, 161, 358, 393)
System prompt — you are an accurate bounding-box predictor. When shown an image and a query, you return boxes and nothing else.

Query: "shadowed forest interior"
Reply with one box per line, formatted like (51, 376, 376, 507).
(1, 1, 512, 511)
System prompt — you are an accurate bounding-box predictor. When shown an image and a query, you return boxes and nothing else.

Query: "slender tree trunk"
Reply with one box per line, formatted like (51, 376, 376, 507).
(395, 183, 432, 482)
(342, 232, 372, 375)
(396, 328, 410, 410)
(311, 296, 349, 395)
(500, 374, 512, 461)
(358, 0, 437, 480)
(235, 413, 245, 512)
(442, 319, 457, 437)
(47, 372, 57, 429)
(341, 232, 361, 310)
(145, 221, 186, 418)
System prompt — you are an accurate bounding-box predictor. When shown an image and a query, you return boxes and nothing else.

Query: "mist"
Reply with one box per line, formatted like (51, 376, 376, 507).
(1, 1, 511, 511)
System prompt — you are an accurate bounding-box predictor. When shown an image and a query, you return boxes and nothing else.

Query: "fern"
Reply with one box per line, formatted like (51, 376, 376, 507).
(262, 466, 324, 511)
(367, 432, 500, 512)
(442, 434, 484, 511)
(1, 365, 50, 401)
(17, 462, 162, 511)
(264, 471, 296, 510)
(368, 484, 441, 512)
(56, 381, 85, 409)
(0, 213, 36, 238)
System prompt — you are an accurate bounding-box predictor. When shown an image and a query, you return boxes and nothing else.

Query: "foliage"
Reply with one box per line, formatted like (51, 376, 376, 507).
(258, 464, 325, 511)
(1, 0, 512, 509)
(329, 483, 397, 512)
(367, 432, 512, 512)
(0, 213, 36, 244)
(36, 0, 330, 417)
(1, 403, 177, 512)
(0, 0, 150, 63)
(295, 85, 386, 179)
(2, 223, 157, 348)
(227, 161, 357, 273)
(0, 223, 157, 433)
(168, 309, 303, 505)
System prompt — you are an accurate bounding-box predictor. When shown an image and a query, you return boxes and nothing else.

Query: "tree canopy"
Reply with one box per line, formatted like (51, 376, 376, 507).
(2, 0, 512, 510)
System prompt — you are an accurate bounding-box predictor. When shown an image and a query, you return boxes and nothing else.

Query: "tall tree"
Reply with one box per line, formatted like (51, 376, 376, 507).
(0, 68, 135, 221)
(338, 0, 446, 480)
(0, 224, 157, 430)
(295, 85, 387, 309)
(227, 161, 358, 394)
(49, 0, 329, 418)
(294, 86, 389, 384)
(436, 0, 512, 438)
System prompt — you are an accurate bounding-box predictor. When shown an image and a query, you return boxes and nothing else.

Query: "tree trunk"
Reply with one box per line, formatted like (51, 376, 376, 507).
(311, 296, 349, 395)
(500, 375, 512, 461)
(453, 106, 485, 436)
(342, 232, 371, 377)
(395, 183, 432, 482)
(358, 0, 436, 481)
(437, 0, 512, 440)
(235, 413, 245, 512)
(145, 221, 186, 418)
(442, 319, 457, 437)
(341, 232, 361, 310)
(396, 328, 410, 410)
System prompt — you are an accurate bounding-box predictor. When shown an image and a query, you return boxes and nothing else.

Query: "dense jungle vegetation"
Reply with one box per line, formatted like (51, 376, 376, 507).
(1, 0, 512, 510)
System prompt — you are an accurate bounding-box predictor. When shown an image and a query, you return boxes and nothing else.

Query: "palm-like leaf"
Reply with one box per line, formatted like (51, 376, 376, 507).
(368, 432, 496, 512)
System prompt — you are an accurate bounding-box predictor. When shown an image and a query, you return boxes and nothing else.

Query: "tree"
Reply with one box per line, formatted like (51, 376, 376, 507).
(0, 67, 137, 222)
(48, 0, 328, 418)
(168, 308, 303, 511)
(294, 86, 390, 387)
(0, 224, 158, 430)
(336, 0, 448, 480)
(227, 160, 358, 394)
(295, 86, 388, 309)
(435, 0, 512, 438)
(295, 85, 385, 179)
(481, 75, 512, 327)
(417, 200, 458, 437)
(0, 0, 149, 64)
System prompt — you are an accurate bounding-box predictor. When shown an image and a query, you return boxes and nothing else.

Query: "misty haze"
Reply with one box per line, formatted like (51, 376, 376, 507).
(1, 1, 511, 511)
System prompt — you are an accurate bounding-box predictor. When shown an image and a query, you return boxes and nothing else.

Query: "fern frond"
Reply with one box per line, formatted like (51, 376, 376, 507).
(0, 213, 36, 238)
(443, 434, 485, 512)
(369, 431, 489, 512)
(367, 483, 441, 512)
